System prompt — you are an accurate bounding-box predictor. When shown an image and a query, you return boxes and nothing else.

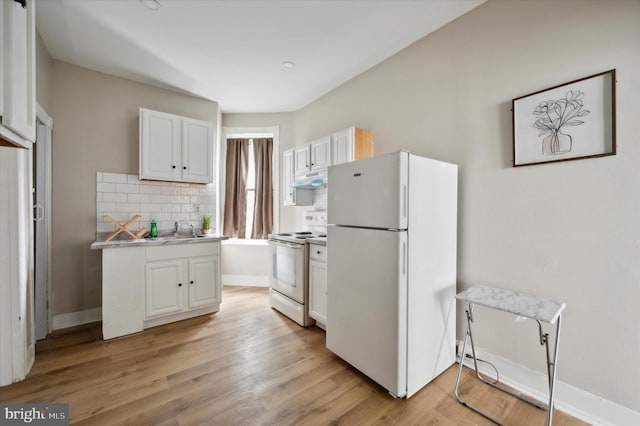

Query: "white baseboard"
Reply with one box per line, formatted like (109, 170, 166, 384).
(52, 307, 102, 330)
(222, 274, 269, 287)
(458, 343, 640, 426)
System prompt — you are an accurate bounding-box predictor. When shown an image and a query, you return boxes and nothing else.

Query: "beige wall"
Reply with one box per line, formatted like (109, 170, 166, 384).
(36, 32, 53, 113)
(221, 112, 298, 231)
(49, 61, 219, 316)
(34, 0, 640, 412)
(291, 0, 640, 412)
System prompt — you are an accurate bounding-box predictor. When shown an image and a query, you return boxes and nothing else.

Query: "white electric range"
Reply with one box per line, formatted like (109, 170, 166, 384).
(267, 213, 326, 326)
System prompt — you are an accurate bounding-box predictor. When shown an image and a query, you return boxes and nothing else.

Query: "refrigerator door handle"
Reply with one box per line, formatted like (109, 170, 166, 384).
(402, 241, 407, 275)
(402, 184, 407, 220)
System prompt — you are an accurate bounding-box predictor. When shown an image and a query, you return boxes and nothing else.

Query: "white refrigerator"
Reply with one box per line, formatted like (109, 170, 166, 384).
(327, 151, 457, 398)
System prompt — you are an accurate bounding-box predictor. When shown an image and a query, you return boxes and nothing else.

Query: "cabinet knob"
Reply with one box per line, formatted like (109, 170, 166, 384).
(172, 165, 176, 169)
(317, 250, 321, 254)
(190, 280, 194, 284)
(183, 166, 187, 170)
(178, 283, 182, 287)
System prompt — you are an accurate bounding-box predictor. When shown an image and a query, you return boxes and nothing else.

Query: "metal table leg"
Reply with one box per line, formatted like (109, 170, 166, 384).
(454, 302, 561, 425)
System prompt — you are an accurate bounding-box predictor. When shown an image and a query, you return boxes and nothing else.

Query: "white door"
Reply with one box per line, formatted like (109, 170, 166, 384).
(328, 151, 408, 230)
(326, 225, 408, 397)
(294, 146, 310, 176)
(140, 109, 181, 181)
(145, 260, 184, 317)
(331, 128, 353, 166)
(1, 0, 36, 142)
(188, 256, 219, 308)
(310, 136, 331, 171)
(269, 241, 305, 304)
(182, 118, 213, 183)
(282, 149, 295, 205)
(33, 122, 48, 340)
(308, 259, 327, 324)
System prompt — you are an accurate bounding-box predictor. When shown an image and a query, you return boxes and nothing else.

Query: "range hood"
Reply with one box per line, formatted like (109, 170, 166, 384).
(292, 170, 327, 189)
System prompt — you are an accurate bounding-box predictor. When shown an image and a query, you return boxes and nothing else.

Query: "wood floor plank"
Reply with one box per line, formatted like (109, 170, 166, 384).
(0, 286, 587, 425)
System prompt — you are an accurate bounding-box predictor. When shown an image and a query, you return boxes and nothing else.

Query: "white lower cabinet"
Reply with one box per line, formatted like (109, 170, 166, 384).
(145, 260, 184, 317)
(146, 255, 220, 318)
(308, 243, 327, 328)
(102, 242, 221, 339)
(188, 256, 220, 308)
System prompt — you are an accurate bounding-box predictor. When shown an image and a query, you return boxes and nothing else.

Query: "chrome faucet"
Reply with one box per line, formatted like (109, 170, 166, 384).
(174, 221, 179, 236)
(190, 223, 196, 237)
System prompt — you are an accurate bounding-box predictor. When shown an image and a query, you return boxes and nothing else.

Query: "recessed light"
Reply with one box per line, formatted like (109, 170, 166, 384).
(282, 61, 296, 69)
(141, 0, 161, 11)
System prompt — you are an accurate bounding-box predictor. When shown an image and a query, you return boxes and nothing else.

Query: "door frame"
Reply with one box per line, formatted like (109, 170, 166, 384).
(35, 103, 53, 337)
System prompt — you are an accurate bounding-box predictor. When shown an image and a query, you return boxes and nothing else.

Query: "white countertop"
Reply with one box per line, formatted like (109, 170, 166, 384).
(91, 234, 228, 250)
(456, 285, 566, 324)
(306, 236, 327, 246)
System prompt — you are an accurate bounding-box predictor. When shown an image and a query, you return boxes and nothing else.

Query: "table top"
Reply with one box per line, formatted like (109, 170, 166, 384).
(456, 285, 566, 324)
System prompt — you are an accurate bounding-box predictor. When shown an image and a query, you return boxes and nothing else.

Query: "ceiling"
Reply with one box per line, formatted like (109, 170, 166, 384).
(36, 0, 485, 113)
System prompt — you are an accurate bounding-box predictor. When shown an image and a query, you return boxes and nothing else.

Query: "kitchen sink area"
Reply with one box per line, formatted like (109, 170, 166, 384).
(91, 232, 225, 249)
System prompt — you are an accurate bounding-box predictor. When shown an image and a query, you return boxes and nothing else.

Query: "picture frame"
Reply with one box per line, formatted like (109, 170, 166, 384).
(512, 69, 616, 167)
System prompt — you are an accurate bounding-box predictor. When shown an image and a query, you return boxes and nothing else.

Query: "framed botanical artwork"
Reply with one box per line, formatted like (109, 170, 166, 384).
(512, 69, 616, 167)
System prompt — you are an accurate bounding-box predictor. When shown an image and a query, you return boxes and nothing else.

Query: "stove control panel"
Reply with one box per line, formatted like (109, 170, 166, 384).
(304, 211, 327, 227)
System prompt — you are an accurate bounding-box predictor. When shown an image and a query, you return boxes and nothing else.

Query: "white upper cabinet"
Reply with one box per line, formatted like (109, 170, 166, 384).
(294, 135, 332, 178)
(332, 127, 373, 166)
(310, 136, 331, 171)
(139, 108, 214, 184)
(294, 145, 311, 177)
(283, 148, 295, 205)
(332, 128, 354, 166)
(0, 0, 36, 147)
(283, 148, 313, 206)
(140, 109, 181, 181)
(181, 118, 213, 183)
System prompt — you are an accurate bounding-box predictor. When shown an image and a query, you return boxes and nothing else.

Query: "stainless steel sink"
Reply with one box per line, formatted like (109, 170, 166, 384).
(147, 234, 207, 242)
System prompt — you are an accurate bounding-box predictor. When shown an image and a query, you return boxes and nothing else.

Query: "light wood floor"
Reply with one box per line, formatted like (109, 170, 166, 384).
(1, 286, 586, 425)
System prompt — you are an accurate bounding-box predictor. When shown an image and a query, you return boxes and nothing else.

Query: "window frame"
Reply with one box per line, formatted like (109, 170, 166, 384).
(218, 126, 280, 238)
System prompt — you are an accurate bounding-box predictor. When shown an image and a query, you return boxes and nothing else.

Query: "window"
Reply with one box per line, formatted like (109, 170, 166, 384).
(220, 127, 280, 240)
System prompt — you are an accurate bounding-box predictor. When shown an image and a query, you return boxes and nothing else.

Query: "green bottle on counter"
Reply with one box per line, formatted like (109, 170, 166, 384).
(150, 220, 158, 238)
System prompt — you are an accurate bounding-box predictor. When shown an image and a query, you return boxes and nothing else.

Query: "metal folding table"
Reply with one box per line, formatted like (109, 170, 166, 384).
(454, 285, 566, 425)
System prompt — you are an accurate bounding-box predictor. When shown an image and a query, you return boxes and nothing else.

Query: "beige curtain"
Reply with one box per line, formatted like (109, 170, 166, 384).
(251, 138, 273, 239)
(223, 138, 249, 238)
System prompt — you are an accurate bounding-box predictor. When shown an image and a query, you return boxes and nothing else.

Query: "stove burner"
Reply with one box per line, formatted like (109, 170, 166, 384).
(295, 232, 312, 235)
(277, 233, 292, 236)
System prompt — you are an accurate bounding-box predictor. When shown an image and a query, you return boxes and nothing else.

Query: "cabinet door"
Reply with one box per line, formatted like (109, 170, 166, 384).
(331, 128, 354, 166)
(181, 118, 214, 183)
(140, 109, 181, 181)
(294, 145, 310, 176)
(310, 136, 331, 170)
(146, 260, 184, 317)
(188, 256, 220, 308)
(309, 259, 327, 325)
(283, 149, 295, 205)
(1, 0, 36, 143)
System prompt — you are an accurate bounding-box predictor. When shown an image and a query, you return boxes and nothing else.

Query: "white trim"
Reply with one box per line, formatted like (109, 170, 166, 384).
(52, 307, 102, 330)
(35, 103, 53, 336)
(458, 344, 640, 426)
(221, 238, 269, 246)
(143, 305, 219, 329)
(220, 126, 280, 234)
(222, 274, 269, 287)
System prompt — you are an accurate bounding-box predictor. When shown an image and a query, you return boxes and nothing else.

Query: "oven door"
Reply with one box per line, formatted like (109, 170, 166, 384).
(269, 240, 305, 304)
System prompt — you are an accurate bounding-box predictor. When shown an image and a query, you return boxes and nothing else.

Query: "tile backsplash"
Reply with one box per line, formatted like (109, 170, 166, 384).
(96, 172, 216, 235)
